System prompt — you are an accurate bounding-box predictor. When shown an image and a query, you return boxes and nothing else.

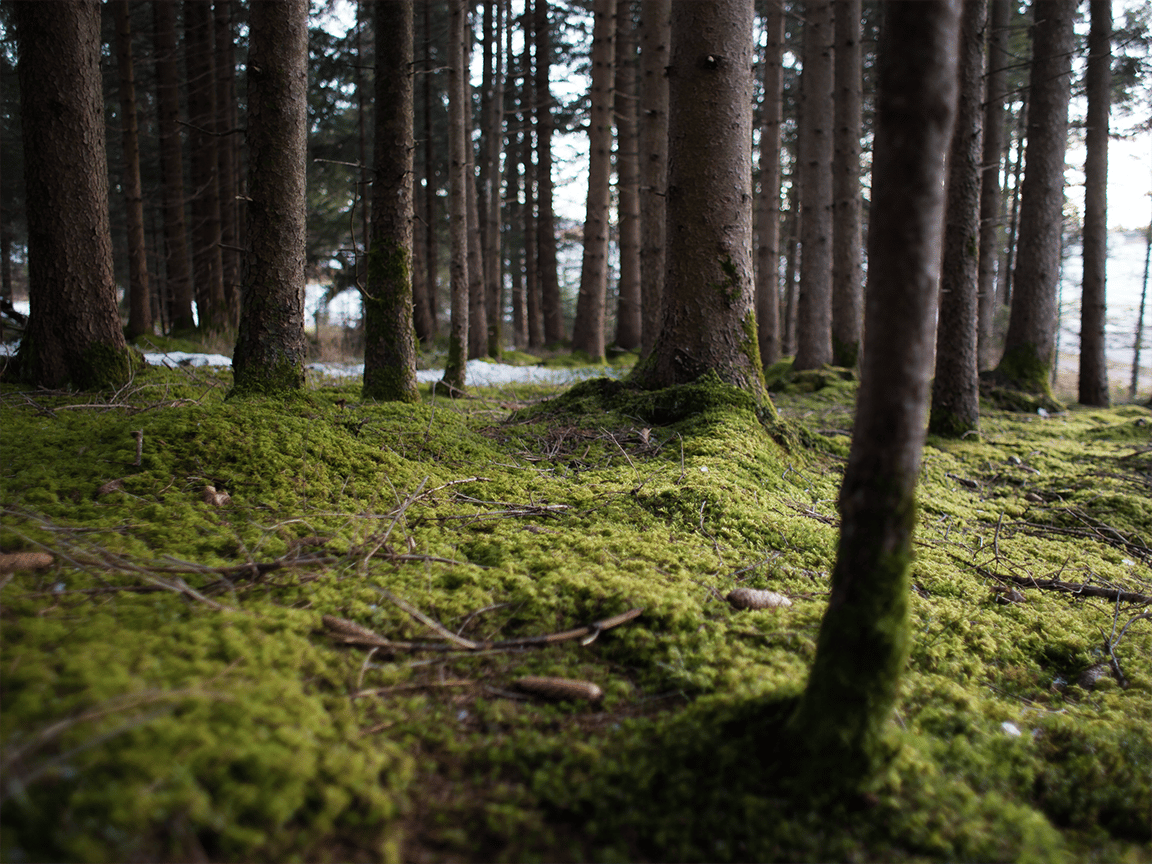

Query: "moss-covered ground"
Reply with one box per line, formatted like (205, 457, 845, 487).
(1, 354, 1149, 862)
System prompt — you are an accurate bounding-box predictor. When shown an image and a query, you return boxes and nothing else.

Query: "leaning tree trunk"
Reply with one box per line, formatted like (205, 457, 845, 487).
(994, 0, 1075, 397)
(638, 0, 669, 359)
(831, 0, 863, 369)
(755, 0, 784, 367)
(362, 0, 419, 403)
(788, 0, 960, 787)
(930, 0, 985, 438)
(442, 0, 470, 393)
(231, 0, 309, 395)
(1079, 0, 1111, 407)
(630, 0, 768, 405)
(12, 0, 133, 390)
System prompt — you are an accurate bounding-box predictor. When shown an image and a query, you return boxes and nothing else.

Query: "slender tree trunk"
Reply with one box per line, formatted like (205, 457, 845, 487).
(1000, 94, 1027, 311)
(535, 0, 563, 345)
(1130, 212, 1149, 401)
(231, 0, 309, 395)
(995, 0, 1075, 396)
(638, 0, 669, 359)
(794, 0, 835, 371)
(789, 0, 960, 785)
(443, 0, 470, 392)
(481, 0, 505, 358)
(114, 0, 152, 341)
(523, 18, 543, 349)
(831, 0, 862, 368)
(423, 0, 440, 336)
(214, 0, 240, 327)
(363, 0, 419, 403)
(977, 0, 1009, 369)
(930, 0, 985, 437)
(572, 0, 616, 361)
(412, 181, 435, 342)
(756, 0, 784, 367)
(466, 78, 488, 360)
(11, 0, 133, 389)
(782, 186, 800, 356)
(614, 1, 642, 352)
(1079, 0, 1111, 407)
(152, 0, 195, 332)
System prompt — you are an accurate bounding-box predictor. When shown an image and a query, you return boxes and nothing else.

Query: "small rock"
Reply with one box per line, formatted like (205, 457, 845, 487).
(1077, 663, 1111, 689)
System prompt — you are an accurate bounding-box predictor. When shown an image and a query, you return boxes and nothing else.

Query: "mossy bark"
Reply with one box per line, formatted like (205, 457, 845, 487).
(441, 0, 469, 395)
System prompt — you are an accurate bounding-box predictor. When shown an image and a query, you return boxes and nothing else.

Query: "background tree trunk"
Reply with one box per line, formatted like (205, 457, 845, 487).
(481, 0, 505, 359)
(793, 0, 835, 371)
(11, 0, 133, 389)
(930, 0, 985, 438)
(613, 1, 642, 352)
(363, 0, 419, 403)
(422, 0, 440, 338)
(443, 0, 470, 392)
(1079, 0, 1111, 407)
(523, 19, 544, 349)
(535, 0, 563, 345)
(789, 0, 960, 785)
(638, 0, 669, 359)
(755, 0, 784, 367)
(231, 0, 309, 395)
(214, 0, 241, 327)
(831, 0, 862, 368)
(977, 0, 1009, 369)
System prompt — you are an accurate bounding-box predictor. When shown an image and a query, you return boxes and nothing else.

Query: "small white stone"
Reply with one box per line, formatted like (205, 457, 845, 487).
(699, 466, 709, 473)
(1001, 721, 1022, 737)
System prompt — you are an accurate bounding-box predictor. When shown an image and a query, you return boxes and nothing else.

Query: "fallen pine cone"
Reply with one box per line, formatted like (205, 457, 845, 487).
(201, 485, 231, 507)
(0, 552, 55, 574)
(726, 588, 792, 610)
(513, 676, 603, 702)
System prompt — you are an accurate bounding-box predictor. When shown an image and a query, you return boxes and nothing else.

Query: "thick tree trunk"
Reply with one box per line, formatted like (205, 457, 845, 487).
(1079, 0, 1111, 407)
(831, 0, 862, 368)
(214, 0, 241, 327)
(755, 0, 784, 367)
(630, 0, 768, 404)
(114, 0, 152, 341)
(231, 0, 309, 395)
(363, 0, 419, 403)
(995, 0, 1074, 396)
(793, 0, 835, 371)
(638, 0, 669, 359)
(977, 0, 1009, 369)
(12, 0, 133, 390)
(572, 0, 616, 361)
(789, 0, 960, 785)
(613, 1, 642, 352)
(535, 0, 563, 345)
(442, 0, 470, 392)
(152, 0, 195, 332)
(930, 0, 985, 438)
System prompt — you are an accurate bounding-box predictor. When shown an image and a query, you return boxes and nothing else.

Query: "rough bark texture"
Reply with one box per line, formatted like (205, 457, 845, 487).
(422, 0, 440, 337)
(755, 0, 784, 367)
(231, 0, 309, 395)
(1079, 0, 1111, 407)
(523, 19, 543, 349)
(613, 2, 642, 352)
(466, 93, 488, 361)
(152, 0, 195, 332)
(794, 0, 835, 371)
(789, 0, 960, 785)
(630, 0, 767, 403)
(482, 0, 505, 359)
(995, 0, 1074, 396)
(12, 0, 133, 390)
(214, 0, 241, 327)
(977, 0, 1009, 369)
(572, 0, 617, 361)
(114, 0, 152, 341)
(442, 0, 470, 392)
(535, 0, 563, 345)
(831, 0, 863, 368)
(930, 0, 985, 438)
(638, 0, 669, 359)
(362, 0, 419, 403)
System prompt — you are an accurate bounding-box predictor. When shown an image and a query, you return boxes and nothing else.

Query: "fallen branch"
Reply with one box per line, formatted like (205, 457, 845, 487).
(957, 556, 1151, 605)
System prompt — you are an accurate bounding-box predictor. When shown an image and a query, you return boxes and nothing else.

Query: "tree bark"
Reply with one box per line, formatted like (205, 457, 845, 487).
(630, 0, 768, 404)
(930, 0, 985, 438)
(214, 0, 241, 327)
(613, 1, 642, 352)
(638, 0, 669, 359)
(995, 0, 1074, 396)
(793, 0, 835, 371)
(362, 0, 419, 403)
(422, 0, 440, 338)
(523, 17, 544, 349)
(482, 0, 506, 359)
(535, 0, 563, 345)
(572, 0, 617, 361)
(831, 0, 862, 368)
(1079, 0, 1111, 407)
(114, 0, 152, 341)
(789, 0, 960, 785)
(442, 0, 470, 392)
(11, 0, 133, 390)
(755, 0, 784, 367)
(231, 0, 309, 395)
(977, 0, 1009, 369)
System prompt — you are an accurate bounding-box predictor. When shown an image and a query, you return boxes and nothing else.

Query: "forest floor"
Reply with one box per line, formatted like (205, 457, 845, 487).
(1, 338, 1150, 863)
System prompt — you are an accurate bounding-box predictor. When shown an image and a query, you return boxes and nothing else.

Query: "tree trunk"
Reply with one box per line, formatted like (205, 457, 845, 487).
(630, 0, 768, 404)
(214, 0, 241, 328)
(442, 0, 470, 393)
(231, 0, 309, 395)
(422, 0, 440, 337)
(1079, 0, 1111, 407)
(995, 0, 1075, 396)
(11, 0, 133, 390)
(789, 0, 960, 785)
(355, 0, 371, 297)
(152, 0, 195, 332)
(363, 0, 419, 403)
(755, 0, 784, 367)
(114, 0, 152, 341)
(482, 0, 506, 359)
(831, 0, 862, 368)
(535, 0, 563, 345)
(793, 0, 835, 371)
(930, 0, 985, 438)
(466, 88, 488, 360)
(572, 0, 616, 361)
(1001, 93, 1027, 311)
(782, 186, 800, 356)
(523, 18, 544, 350)
(977, 0, 1009, 369)
(613, 1, 642, 352)
(638, 0, 669, 359)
